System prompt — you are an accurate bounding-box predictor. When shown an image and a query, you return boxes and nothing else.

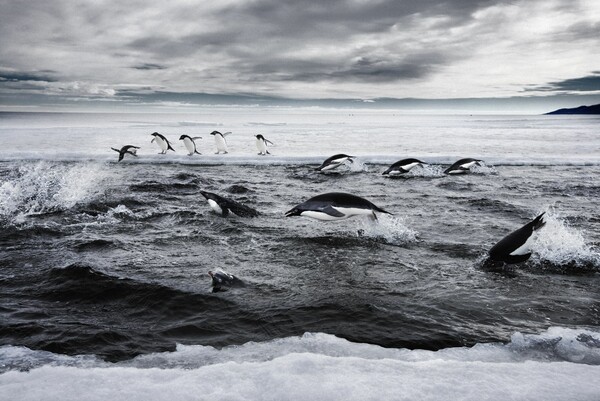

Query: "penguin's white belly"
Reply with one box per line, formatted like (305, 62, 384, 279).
(460, 161, 477, 169)
(402, 162, 420, 171)
(509, 235, 535, 256)
(256, 139, 267, 154)
(332, 206, 374, 217)
(155, 138, 168, 151)
(183, 138, 195, 155)
(215, 136, 228, 152)
(207, 199, 223, 215)
(300, 211, 349, 221)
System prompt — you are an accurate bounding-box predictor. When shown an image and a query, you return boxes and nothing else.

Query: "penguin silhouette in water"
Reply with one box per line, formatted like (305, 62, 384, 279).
(487, 213, 546, 264)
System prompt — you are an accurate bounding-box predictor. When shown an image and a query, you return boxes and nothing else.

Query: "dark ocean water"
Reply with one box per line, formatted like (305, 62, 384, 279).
(1, 160, 599, 363)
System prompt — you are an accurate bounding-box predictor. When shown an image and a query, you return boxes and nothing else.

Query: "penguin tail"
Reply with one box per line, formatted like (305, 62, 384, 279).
(532, 212, 546, 231)
(195, 150, 201, 155)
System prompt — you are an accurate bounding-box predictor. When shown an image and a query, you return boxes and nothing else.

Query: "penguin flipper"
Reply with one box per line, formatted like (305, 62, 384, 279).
(227, 201, 260, 218)
(321, 206, 345, 218)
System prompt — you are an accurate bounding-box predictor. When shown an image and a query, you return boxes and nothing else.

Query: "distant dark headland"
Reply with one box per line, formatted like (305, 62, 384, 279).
(545, 103, 600, 115)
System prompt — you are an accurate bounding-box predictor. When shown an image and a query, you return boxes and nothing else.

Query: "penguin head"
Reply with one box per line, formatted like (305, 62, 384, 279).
(151, 132, 159, 137)
(285, 207, 302, 217)
(256, 134, 264, 140)
(210, 131, 220, 136)
(179, 135, 188, 140)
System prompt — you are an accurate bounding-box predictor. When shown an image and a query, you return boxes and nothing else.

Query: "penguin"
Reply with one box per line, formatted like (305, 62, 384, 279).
(285, 192, 392, 221)
(444, 158, 482, 174)
(316, 154, 355, 172)
(150, 132, 175, 154)
(199, 190, 260, 217)
(382, 158, 427, 176)
(111, 145, 140, 162)
(255, 134, 274, 155)
(210, 131, 231, 154)
(179, 135, 202, 156)
(208, 270, 245, 293)
(488, 213, 546, 264)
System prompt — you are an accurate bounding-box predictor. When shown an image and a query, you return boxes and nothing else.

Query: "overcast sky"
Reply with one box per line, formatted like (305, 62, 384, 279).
(0, 0, 599, 111)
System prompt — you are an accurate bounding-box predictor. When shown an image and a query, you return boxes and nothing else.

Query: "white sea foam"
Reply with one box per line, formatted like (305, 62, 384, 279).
(531, 209, 600, 268)
(355, 214, 418, 245)
(0, 162, 111, 222)
(1, 327, 599, 401)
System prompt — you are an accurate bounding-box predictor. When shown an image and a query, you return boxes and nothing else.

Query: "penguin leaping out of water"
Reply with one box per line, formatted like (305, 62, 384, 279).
(316, 154, 355, 172)
(382, 158, 427, 176)
(150, 132, 175, 154)
(285, 192, 392, 221)
(210, 131, 231, 154)
(199, 190, 260, 217)
(487, 213, 546, 264)
(179, 135, 202, 156)
(255, 134, 274, 155)
(444, 158, 483, 174)
(111, 145, 140, 162)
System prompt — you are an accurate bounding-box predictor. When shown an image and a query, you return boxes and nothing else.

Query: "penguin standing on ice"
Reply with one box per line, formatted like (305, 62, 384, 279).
(150, 132, 175, 154)
(444, 158, 482, 174)
(285, 192, 391, 221)
(316, 154, 355, 172)
(382, 158, 427, 176)
(179, 135, 202, 156)
(255, 134, 274, 155)
(210, 131, 231, 154)
(111, 145, 140, 162)
(487, 213, 546, 264)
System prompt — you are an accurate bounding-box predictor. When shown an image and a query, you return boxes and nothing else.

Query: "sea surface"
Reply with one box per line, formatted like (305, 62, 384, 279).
(1, 110, 599, 400)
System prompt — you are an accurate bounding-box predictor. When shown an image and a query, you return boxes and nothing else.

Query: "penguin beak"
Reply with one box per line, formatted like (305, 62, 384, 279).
(285, 208, 300, 217)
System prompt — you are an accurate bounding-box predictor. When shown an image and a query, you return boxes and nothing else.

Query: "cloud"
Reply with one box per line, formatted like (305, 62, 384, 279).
(0, 0, 599, 106)
(131, 63, 168, 70)
(525, 73, 600, 93)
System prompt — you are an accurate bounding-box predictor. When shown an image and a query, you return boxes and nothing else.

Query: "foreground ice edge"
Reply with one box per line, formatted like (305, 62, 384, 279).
(1, 327, 600, 400)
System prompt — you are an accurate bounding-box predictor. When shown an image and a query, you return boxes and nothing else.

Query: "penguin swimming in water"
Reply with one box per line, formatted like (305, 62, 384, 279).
(111, 145, 140, 162)
(316, 154, 355, 172)
(487, 213, 546, 264)
(179, 135, 202, 156)
(150, 132, 175, 154)
(208, 270, 245, 293)
(199, 190, 260, 217)
(255, 134, 274, 155)
(444, 158, 482, 174)
(285, 192, 391, 221)
(210, 131, 231, 154)
(382, 158, 427, 176)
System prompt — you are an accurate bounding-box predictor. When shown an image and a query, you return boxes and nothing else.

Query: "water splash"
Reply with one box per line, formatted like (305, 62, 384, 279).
(354, 214, 418, 245)
(348, 158, 369, 173)
(0, 162, 111, 223)
(530, 209, 599, 270)
(471, 162, 498, 175)
(406, 164, 445, 178)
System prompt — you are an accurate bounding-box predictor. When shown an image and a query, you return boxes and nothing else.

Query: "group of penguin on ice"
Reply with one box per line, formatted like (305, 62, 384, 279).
(112, 131, 548, 292)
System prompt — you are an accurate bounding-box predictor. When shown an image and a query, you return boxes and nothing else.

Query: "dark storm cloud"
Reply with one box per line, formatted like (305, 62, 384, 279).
(527, 73, 600, 93)
(268, 53, 447, 83)
(0, 71, 57, 83)
(131, 63, 168, 70)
